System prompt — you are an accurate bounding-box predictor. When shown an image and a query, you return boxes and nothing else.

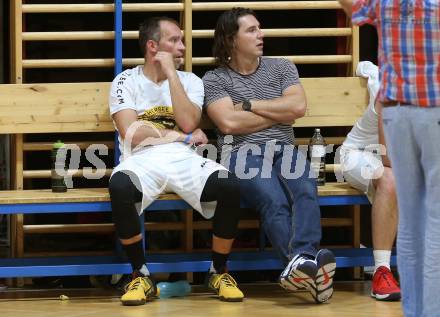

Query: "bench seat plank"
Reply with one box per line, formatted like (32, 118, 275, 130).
(0, 182, 363, 205)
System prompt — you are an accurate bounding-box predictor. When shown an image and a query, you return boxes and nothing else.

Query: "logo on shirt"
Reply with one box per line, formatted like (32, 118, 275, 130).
(201, 160, 208, 168)
(115, 72, 130, 105)
(138, 106, 178, 130)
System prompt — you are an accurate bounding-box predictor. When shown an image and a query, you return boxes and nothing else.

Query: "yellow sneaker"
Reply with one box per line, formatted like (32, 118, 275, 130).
(208, 273, 244, 302)
(121, 276, 156, 306)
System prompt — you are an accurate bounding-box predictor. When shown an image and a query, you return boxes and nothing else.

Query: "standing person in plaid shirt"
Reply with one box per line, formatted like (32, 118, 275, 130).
(338, 1, 440, 317)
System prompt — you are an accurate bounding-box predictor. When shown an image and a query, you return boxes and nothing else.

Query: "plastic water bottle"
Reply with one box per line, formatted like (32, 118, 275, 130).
(309, 128, 326, 186)
(157, 280, 191, 298)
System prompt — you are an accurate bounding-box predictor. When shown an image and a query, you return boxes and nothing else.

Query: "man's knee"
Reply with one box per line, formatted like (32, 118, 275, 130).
(291, 177, 318, 197)
(109, 171, 141, 202)
(202, 171, 240, 206)
(377, 167, 396, 197)
(218, 172, 240, 194)
(109, 172, 129, 195)
(210, 172, 241, 239)
(109, 171, 142, 239)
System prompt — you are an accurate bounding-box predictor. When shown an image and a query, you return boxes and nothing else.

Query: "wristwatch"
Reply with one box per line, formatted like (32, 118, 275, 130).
(242, 99, 252, 112)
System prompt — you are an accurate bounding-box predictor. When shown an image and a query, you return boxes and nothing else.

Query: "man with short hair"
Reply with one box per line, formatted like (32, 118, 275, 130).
(109, 16, 244, 305)
(203, 8, 336, 304)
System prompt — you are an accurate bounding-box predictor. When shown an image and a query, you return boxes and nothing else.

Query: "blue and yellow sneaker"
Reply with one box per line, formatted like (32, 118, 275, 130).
(207, 272, 244, 302)
(121, 274, 157, 306)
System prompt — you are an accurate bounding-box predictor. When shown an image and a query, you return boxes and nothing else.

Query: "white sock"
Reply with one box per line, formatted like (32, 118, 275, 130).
(373, 250, 391, 272)
(139, 264, 150, 276)
(209, 262, 217, 274)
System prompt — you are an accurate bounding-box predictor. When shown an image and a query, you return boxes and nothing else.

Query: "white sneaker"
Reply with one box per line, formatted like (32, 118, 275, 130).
(311, 249, 336, 303)
(279, 254, 318, 291)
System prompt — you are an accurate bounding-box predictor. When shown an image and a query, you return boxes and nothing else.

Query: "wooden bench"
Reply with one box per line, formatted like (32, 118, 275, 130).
(0, 78, 381, 278)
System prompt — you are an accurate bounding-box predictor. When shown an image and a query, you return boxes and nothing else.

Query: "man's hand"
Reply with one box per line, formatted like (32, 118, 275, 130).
(153, 51, 182, 77)
(186, 128, 208, 145)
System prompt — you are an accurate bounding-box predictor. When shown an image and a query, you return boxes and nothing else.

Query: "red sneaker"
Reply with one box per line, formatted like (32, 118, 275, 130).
(371, 266, 401, 301)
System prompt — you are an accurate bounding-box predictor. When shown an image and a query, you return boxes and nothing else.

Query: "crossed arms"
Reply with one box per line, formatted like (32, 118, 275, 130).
(205, 84, 307, 135)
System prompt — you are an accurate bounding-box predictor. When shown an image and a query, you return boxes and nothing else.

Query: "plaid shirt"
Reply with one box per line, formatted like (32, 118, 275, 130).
(352, 0, 440, 107)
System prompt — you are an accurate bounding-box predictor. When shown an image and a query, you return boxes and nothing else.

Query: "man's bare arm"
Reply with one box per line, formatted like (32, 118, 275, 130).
(154, 52, 201, 133)
(113, 109, 187, 147)
(206, 96, 276, 135)
(236, 84, 306, 123)
(167, 72, 202, 133)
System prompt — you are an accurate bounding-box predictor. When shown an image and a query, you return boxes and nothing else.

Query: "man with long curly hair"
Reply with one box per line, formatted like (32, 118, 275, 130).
(203, 8, 336, 304)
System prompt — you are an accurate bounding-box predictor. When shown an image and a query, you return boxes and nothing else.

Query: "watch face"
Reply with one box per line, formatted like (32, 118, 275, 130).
(242, 100, 252, 111)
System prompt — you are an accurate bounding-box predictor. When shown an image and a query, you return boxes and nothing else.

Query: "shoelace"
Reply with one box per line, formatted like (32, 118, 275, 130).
(213, 273, 237, 289)
(125, 277, 149, 292)
(281, 256, 310, 278)
(377, 268, 397, 288)
(296, 257, 308, 265)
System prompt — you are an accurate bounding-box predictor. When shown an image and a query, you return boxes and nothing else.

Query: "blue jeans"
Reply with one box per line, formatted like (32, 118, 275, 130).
(228, 142, 321, 266)
(383, 106, 440, 317)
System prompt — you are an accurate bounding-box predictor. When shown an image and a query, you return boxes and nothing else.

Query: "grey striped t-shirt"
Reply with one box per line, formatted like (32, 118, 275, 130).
(203, 57, 299, 152)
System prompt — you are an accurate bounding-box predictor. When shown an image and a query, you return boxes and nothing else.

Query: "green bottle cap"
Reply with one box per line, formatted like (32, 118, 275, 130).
(53, 140, 65, 149)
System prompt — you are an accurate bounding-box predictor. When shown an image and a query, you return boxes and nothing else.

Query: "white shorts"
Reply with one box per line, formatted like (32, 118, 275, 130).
(340, 147, 383, 203)
(111, 142, 227, 219)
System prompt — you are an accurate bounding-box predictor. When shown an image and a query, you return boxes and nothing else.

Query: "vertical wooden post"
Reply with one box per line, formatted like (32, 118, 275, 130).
(181, 210, 194, 281)
(183, 0, 192, 72)
(10, 0, 23, 84)
(13, 134, 23, 191)
(10, 0, 24, 287)
(12, 135, 24, 287)
(352, 205, 362, 279)
(182, 0, 193, 280)
(351, 25, 360, 76)
(336, 10, 348, 76)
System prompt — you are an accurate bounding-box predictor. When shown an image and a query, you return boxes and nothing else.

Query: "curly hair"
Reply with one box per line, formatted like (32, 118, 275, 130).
(212, 8, 257, 66)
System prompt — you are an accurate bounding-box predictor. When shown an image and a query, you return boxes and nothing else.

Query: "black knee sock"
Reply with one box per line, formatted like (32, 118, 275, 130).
(212, 251, 228, 274)
(109, 171, 148, 274)
(202, 171, 241, 274)
(123, 239, 147, 273)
